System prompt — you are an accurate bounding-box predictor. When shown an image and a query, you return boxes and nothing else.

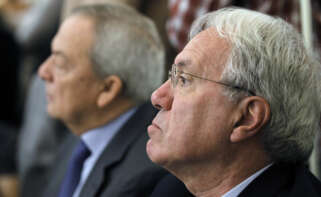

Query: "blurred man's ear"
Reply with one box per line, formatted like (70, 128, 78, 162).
(97, 75, 123, 108)
(230, 96, 270, 143)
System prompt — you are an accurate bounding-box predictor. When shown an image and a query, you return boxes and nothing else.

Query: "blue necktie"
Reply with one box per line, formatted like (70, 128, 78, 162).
(58, 140, 91, 197)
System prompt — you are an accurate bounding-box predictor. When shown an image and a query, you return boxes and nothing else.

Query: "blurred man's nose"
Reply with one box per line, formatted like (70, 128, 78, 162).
(38, 57, 53, 82)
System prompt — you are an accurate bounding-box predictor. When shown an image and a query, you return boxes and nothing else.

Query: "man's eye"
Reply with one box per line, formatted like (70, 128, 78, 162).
(177, 75, 188, 87)
(51, 55, 67, 70)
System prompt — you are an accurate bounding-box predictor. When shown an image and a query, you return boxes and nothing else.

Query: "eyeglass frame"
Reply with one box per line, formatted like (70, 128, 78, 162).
(168, 64, 256, 96)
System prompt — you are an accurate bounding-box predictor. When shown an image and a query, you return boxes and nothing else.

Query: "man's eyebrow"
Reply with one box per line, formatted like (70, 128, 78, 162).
(51, 39, 68, 60)
(176, 59, 192, 68)
(52, 50, 68, 61)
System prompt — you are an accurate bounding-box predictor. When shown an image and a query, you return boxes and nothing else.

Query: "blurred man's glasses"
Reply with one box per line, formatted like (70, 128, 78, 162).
(168, 64, 256, 96)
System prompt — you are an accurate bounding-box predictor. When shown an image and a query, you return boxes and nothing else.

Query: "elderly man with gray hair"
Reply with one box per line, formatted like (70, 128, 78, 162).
(147, 7, 321, 197)
(37, 3, 170, 197)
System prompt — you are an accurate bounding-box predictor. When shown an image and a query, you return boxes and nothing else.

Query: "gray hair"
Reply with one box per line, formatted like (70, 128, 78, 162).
(70, 3, 165, 103)
(190, 7, 321, 163)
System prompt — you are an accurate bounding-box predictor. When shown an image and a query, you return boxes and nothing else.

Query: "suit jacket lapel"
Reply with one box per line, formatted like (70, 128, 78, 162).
(79, 102, 156, 197)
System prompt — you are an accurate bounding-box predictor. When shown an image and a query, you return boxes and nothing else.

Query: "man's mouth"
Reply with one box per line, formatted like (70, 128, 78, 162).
(147, 121, 161, 138)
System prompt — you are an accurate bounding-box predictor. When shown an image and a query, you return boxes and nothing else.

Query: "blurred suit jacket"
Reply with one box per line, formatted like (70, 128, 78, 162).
(43, 102, 167, 197)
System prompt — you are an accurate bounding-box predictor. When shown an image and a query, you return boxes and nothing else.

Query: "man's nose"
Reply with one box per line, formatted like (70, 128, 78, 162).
(151, 80, 173, 111)
(38, 57, 53, 82)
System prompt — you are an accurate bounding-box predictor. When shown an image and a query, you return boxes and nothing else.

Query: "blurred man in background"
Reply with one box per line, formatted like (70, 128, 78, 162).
(37, 3, 167, 197)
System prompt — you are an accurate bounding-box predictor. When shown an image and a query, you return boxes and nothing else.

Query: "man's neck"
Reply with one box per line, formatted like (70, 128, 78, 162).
(66, 97, 135, 135)
(172, 143, 271, 197)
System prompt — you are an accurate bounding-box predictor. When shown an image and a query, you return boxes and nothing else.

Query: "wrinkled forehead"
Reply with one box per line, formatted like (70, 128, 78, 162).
(175, 28, 231, 78)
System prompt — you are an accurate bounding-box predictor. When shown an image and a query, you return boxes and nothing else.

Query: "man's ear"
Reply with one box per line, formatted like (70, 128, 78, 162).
(230, 96, 270, 143)
(97, 75, 123, 108)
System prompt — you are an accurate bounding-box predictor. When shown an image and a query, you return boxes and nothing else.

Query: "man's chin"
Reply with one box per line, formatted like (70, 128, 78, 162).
(46, 106, 60, 119)
(146, 140, 169, 167)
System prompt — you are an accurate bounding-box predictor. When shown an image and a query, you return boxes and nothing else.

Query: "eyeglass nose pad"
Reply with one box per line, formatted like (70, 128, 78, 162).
(168, 70, 174, 88)
(154, 104, 162, 110)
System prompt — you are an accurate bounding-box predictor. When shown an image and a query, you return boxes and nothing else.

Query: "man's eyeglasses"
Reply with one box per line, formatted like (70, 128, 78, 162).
(168, 64, 256, 96)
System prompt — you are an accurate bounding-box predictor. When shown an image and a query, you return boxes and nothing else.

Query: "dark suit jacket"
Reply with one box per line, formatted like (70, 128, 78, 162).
(239, 162, 321, 197)
(150, 174, 194, 197)
(43, 102, 167, 197)
(150, 163, 321, 197)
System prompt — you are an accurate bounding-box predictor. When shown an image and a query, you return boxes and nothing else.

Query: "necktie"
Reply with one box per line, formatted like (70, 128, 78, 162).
(58, 140, 91, 197)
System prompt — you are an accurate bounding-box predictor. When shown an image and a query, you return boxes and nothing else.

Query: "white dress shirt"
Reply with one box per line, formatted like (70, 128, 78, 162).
(72, 107, 137, 197)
